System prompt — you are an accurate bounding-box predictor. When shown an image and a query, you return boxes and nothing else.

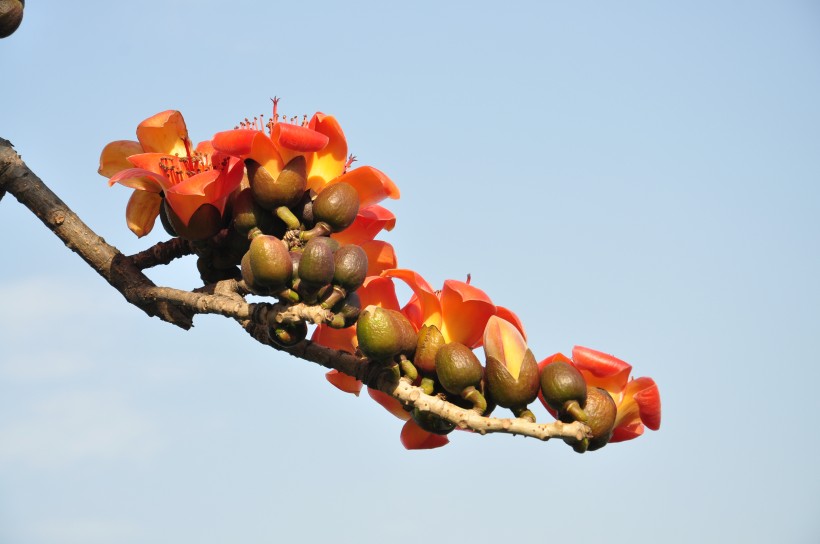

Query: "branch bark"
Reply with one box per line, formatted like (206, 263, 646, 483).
(0, 138, 591, 445)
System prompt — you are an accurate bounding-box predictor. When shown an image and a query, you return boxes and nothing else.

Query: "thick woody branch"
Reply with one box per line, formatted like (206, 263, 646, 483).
(0, 139, 194, 329)
(0, 138, 591, 445)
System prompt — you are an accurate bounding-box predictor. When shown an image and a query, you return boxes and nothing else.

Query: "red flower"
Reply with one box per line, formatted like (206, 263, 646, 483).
(313, 269, 525, 450)
(212, 100, 399, 245)
(537, 347, 661, 443)
(99, 110, 243, 238)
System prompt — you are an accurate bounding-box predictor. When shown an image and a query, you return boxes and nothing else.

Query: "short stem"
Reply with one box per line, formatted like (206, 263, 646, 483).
(512, 406, 536, 422)
(276, 288, 300, 303)
(461, 386, 487, 415)
(564, 400, 588, 423)
(320, 285, 347, 310)
(420, 377, 436, 395)
(275, 206, 301, 230)
(300, 222, 332, 241)
(398, 356, 418, 382)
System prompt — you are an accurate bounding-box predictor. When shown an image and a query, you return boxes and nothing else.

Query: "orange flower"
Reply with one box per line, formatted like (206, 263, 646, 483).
(313, 269, 526, 450)
(537, 347, 661, 443)
(212, 99, 399, 245)
(99, 110, 244, 238)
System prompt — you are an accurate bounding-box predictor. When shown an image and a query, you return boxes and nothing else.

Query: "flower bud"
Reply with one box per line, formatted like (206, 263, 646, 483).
(0, 0, 24, 39)
(414, 325, 445, 376)
(356, 306, 416, 361)
(435, 342, 484, 396)
(410, 407, 456, 436)
(332, 245, 368, 291)
(298, 236, 336, 288)
(540, 360, 588, 422)
(313, 182, 359, 232)
(246, 234, 292, 290)
(247, 156, 306, 210)
(232, 187, 277, 237)
(482, 316, 540, 410)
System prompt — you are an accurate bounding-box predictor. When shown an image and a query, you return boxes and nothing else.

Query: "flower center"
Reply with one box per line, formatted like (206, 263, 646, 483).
(234, 96, 310, 135)
(158, 151, 224, 185)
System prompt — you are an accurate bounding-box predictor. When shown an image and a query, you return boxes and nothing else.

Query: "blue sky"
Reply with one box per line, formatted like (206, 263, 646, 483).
(1, 1, 819, 542)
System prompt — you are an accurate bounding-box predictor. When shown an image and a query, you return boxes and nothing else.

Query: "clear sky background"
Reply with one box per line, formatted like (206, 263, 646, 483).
(1, 1, 819, 543)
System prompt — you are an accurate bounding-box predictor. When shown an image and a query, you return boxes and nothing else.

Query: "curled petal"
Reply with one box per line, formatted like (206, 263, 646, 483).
(400, 419, 449, 450)
(622, 377, 662, 429)
(382, 269, 441, 330)
(136, 110, 189, 156)
(367, 387, 410, 421)
(125, 190, 162, 238)
(98, 140, 143, 177)
(328, 166, 400, 207)
(358, 276, 401, 311)
(324, 370, 362, 396)
(359, 240, 398, 276)
(331, 205, 396, 245)
(311, 324, 357, 354)
(108, 168, 168, 192)
(572, 346, 633, 394)
(272, 123, 329, 165)
(306, 113, 347, 191)
(495, 305, 527, 341)
(608, 377, 661, 442)
(440, 280, 496, 348)
(212, 129, 283, 176)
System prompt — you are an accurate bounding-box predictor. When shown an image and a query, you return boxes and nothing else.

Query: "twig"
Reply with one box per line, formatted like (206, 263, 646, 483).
(130, 237, 195, 269)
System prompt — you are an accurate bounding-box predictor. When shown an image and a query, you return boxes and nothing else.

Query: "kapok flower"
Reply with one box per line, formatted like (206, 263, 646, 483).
(99, 110, 244, 238)
(313, 269, 526, 450)
(482, 316, 540, 416)
(537, 347, 661, 443)
(212, 99, 399, 245)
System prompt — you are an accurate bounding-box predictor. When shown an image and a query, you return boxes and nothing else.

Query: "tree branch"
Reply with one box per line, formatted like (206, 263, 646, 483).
(0, 137, 591, 445)
(0, 138, 194, 329)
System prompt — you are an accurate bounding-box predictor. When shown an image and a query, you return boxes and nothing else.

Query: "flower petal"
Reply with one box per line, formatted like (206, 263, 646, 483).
(328, 166, 400, 208)
(359, 240, 398, 276)
(126, 152, 174, 176)
(367, 387, 410, 421)
(125, 190, 162, 238)
(272, 123, 329, 165)
(483, 316, 528, 380)
(495, 305, 527, 341)
(358, 276, 401, 311)
(381, 269, 442, 330)
(324, 370, 362, 396)
(609, 377, 661, 443)
(311, 324, 358, 353)
(331, 205, 396, 245)
(571, 346, 633, 394)
(98, 140, 143, 177)
(306, 113, 347, 191)
(108, 168, 168, 192)
(164, 170, 222, 225)
(400, 419, 449, 450)
(440, 280, 496, 348)
(212, 129, 284, 176)
(628, 377, 661, 431)
(136, 110, 189, 156)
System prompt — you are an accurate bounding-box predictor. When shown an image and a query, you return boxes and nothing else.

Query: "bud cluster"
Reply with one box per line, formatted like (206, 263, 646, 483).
(192, 160, 370, 346)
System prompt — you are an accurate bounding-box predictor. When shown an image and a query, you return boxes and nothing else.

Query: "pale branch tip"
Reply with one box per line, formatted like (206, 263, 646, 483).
(0, 137, 592, 446)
